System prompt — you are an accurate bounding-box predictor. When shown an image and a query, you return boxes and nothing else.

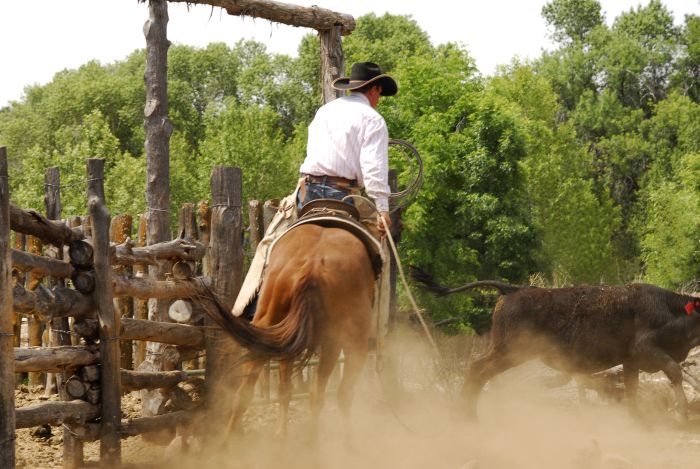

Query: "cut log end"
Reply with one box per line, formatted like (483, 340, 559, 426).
(168, 300, 193, 323)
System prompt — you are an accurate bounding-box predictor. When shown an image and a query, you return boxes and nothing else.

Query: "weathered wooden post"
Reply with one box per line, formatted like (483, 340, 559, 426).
(197, 201, 211, 283)
(140, 0, 174, 420)
(87, 158, 121, 467)
(44, 167, 72, 392)
(247, 200, 264, 251)
(388, 170, 401, 331)
(177, 203, 199, 369)
(44, 167, 83, 469)
(133, 214, 148, 367)
(247, 200, 271, 400)
(27, 234, 44, 387)
(111, 214, 134, 370)
(12, 232, 25, 384)
(320, 25, 344, 104)
(143, 0, 171, 269)
(0, 147, 16, 469)
(205, 166, 244, 424)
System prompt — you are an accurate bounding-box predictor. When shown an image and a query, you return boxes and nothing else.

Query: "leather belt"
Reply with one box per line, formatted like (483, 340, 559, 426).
(302, 173, 357, 189)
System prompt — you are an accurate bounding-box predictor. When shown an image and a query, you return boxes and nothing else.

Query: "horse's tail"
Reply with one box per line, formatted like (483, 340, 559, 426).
(197, 276, 320, 362)
(410, 266, 521, 296)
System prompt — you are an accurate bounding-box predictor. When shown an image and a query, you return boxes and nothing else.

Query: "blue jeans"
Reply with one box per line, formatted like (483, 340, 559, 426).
(297, 182, 355, 210)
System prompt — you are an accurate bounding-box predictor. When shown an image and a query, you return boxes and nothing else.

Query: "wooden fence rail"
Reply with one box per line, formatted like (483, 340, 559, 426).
(1, 153, 349, 469)
(0, 156, 240, 469)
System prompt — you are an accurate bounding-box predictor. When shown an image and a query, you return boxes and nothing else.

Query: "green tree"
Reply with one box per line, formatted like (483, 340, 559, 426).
(198, 99, 301, 205)
(542, 0, 604, 45)
(641, 152, 700, 287)
(491, 63, 621, 283)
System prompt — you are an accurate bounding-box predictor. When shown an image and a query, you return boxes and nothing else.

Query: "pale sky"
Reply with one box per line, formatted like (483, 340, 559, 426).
(1, 0, 698, 107)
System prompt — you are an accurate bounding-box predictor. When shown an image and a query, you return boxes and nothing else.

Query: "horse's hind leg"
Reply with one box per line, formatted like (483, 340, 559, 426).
(226, 359, 266, 436)
(309, 340, 342, 440)
(275, 359, 294, 437)
(336, 341, 368, 436)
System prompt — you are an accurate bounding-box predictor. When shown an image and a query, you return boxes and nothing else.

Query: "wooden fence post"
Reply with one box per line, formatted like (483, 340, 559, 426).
(45, 167, 72, 392)
(205, 166, 244, 424)
(247, 200, 270, 400)
(87, 158, 121, 467)
(320, 25, 344, 104)
(13, 232, 25, 384)
(142, 0, 174, 422)
(178, 203, 199, 370)
(44, 167, 84, 468)
(111, 214, 134, 370)
(380, 170, 403, 392)
(0, 147, 16, 469)
(27, 234, 44, 388)
(247, 200, 264, 251)
(133, 214, 148, 368)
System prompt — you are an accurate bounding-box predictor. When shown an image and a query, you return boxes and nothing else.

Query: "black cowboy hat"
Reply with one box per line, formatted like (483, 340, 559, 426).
(331, 62, 398, 96)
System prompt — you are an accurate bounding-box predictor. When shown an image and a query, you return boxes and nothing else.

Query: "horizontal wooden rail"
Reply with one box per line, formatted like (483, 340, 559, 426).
(11, 249, 73, 278)
(13, 276, 213, 322)
(10, 203, 83, 246)
(119, 410, 200, 438)
(112, 275, 211, 300)
(120, 318, 205, 348)
(15, 400, 99, 429)
(120, 370, 189, 391)
(111, 238, 205, 265)
(13, 283, 95, 322)
(14, 346, 98, 373)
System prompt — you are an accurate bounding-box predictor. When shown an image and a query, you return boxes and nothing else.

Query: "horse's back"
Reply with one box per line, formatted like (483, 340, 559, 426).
(271, 224, 373, 273)
(263, 224, 375, 336)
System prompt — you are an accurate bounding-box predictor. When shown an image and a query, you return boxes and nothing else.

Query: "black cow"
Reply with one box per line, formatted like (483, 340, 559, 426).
(412, 269, 700, 420)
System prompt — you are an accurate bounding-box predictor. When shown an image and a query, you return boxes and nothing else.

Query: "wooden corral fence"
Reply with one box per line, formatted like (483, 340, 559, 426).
(0, 149, 356, 468)
(0, 148, 249, 468)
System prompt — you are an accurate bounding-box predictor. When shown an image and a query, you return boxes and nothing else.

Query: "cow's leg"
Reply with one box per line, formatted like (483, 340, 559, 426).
(309, 341, 342, 441)
(275, 359, 293, 437)
(635, 346, 688, 421)
(622, 362, 640, 416)
(655, 358, 688, 421)
(463, 348, 523, 419)
(226, 359, 266, 436)
(573, 375, 588, 404)
(665, 363, 688, 421)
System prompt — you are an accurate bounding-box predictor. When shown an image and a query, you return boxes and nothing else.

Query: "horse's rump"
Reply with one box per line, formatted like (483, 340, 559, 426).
(200, 223, 376, 363)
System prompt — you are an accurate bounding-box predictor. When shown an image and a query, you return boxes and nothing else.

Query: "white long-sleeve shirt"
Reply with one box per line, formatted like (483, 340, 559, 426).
(300, 92, 391, 212)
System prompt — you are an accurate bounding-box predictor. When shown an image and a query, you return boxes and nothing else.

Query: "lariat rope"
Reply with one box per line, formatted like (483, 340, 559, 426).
(343, 192, 441, 361)
(378, 214, 442, 360)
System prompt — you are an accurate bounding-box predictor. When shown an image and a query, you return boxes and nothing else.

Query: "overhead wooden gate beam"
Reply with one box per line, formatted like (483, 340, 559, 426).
(168, 0, 355, 33)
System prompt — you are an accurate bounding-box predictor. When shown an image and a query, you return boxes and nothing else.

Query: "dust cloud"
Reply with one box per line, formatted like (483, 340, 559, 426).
(139, 328, 700, 469)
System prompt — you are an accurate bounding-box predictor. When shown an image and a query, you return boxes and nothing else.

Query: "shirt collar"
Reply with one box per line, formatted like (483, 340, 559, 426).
(348, 92, 370, 105)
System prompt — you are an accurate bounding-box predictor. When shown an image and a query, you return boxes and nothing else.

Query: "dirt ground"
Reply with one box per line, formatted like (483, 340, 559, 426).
(14, 333, 700, 469)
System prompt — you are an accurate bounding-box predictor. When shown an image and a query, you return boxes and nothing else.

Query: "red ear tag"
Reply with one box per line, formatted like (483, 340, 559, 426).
(686, 302, 695, 315)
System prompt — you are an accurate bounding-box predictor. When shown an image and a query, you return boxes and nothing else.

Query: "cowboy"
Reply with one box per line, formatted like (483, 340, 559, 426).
(232, 62, 398, 319)
(298, 61, 398, 236)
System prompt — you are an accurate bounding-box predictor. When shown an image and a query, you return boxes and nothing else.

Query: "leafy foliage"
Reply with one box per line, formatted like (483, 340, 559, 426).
(1, 7, 699, 333)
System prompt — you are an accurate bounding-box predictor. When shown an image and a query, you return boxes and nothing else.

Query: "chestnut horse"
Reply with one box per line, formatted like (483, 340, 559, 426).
(202, 223, 376, 437)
